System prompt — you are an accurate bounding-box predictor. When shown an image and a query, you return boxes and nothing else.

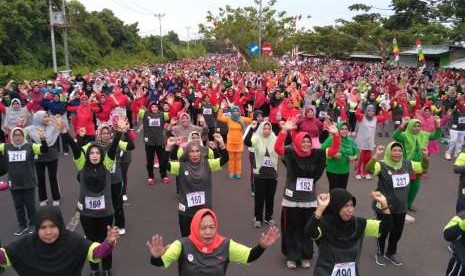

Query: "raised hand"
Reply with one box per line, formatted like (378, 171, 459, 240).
(259, 226, 280, 248)
(166, 136, 177, 150)
(371, 191, 388, 208)
(147, 235, 168, 258)
(105, 225, 120, 246)
(79, 127, 86, 137)
(250, 120, 258, 129)
(36, 128, 45, 139)
(317, 193, 330, 209)
(282, 118, 297, 131)
(116, 116, 129, 133)
(213, 133, 225, 148)
(327, 123, 338, 135)
(374, 145, 385, 159)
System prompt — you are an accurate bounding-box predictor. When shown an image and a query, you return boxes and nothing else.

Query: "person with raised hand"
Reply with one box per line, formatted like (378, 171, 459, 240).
(162, 133, 228, 237)
(148, 208, 280, 275)
(366, 142, 429, 266)
(274, 117, 340, 269)
(305, 189, 392, 275)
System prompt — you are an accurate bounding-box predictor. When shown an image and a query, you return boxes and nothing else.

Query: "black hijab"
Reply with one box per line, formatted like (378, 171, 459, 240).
(319, 188, 367, 248)
(5, 206, 92, 276)
(83, 144, 107, 193)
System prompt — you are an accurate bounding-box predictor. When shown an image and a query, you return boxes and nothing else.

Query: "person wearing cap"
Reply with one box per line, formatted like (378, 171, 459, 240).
(305, 189, 392, 275)
(366, 142, 429, 266)
(148, 208, 280, 275)
(0, 206, 120, 276)
(0, 126, 49, 236)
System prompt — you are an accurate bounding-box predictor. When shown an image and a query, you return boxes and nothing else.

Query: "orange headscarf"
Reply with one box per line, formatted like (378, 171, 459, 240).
(188, 209, 225, 254)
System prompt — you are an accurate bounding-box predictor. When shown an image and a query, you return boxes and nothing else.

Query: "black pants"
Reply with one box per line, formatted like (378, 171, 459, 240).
(11, 188, 36, 229)
(348, 111, 356, 132)
(446, 256, 465, 276)
(111, 183, 125, 229)
(36, 160, 60, 202)
(57, 134, 69, 153)
(254, 177, 277, 222)
(281, 206, 315, 261)
(145, 144, 166, 178)
(249, 152, 256, 193)
(120, 162, 130, 195)
(327, 172, 350, 191)
(80, 215, 113, 271)
(178, 213, 194, 237)
(377, 212, 406, 256)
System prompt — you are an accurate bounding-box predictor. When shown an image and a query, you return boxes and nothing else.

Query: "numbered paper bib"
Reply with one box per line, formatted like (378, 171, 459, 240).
(392, 173, 410, 188)
(296, 178, 313, 192)
(331, 262, 356, 276)
(459, 117, 465, 124)
(85, 195, 105, 210)
(319, 111, 327, 118)
(8, 150, 26, 162)
(186, 191, 206, 207)
(203, 108, 213, 115)
(149, 118, 161, 127)
(262, 156, 273, 167)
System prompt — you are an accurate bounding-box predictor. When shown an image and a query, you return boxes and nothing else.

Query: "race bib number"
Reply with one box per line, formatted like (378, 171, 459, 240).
(85, 195, 105, 210)
(296, 178, 313, 192)
(319, 111, 327, 118)
(203, 108, 213, 115)
(331, 262, 356, 276)
(262, 156, 273, 167)
(459, 117, 465, 124)
(186, 191, 206, 207)
(8, 150, 26, 162)
(392, 173, 410, 188)
(149, 118, 161, 127)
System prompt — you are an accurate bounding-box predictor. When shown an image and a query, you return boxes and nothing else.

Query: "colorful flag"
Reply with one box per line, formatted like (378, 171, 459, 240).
(416, 38, 425, 62)
(392, 37, 400, 65)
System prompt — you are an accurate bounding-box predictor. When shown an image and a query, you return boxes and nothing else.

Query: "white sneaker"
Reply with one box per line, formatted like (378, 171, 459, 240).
(445, 152, 452, 160)
(39, 200, 48, 207)
(122, 194, 128, 202)
(405, 214, 415, 223)
(355, 174, 362, 180)
(118, 228, 126, 235)
(364, 174, 372, 180)
(52, 200, 60, 206)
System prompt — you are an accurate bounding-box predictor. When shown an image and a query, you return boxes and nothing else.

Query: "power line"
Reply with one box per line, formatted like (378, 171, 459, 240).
(109, 0, 153, 16)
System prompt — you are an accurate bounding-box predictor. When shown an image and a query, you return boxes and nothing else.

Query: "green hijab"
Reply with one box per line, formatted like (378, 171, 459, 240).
(403, 119, 430, 159)
(382, 141, 404, 170)
(336, 123, 358, 157)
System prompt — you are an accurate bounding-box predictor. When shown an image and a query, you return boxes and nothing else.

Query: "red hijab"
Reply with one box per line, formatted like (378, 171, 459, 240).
(188, 209, 225, 254)
(292, 132, 312, 158)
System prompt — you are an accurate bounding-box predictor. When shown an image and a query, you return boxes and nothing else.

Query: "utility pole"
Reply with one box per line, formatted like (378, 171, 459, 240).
(258, 0, 263, 59)
(154, 13, 165, 58)
(186, 26, 191, 53)
(62, 0, 70, 70)
(48, 0, 58, 73)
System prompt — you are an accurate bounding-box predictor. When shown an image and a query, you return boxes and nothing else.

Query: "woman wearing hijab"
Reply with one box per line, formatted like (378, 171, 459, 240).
(148, 208, 280, 275)
(60, 116, 127, 275)
(244, 121, 278, 228)
(0, 126, 49, 236)
(274, 118, 340, 269)
(366, 142, 429, 266)
(298, 105, 323, 149)
(305, 189, 392, 275)
(162, 134, 228, 237)
(66, 95, 99, 144)
(393, 118, 440, 219)
(1, 98, 30, 140)
(25, 111, 61, 207)
(171, 112, 206, 149)
(0, 206, 119, 276)
(321, 122, 359, 190)
(217, 103, 253, 179)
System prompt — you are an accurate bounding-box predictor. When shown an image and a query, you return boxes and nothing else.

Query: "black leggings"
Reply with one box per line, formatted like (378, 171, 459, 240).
(326, 172, 350, 191)
(145, 144, 166, 178)
(80, 215, 113, 271)
(36, 160, 60, 201)
(377, 212, 406, 256)
(254, 177, 277, 222)
(120, 162, 130, 195)
(348, 111, 357, 132)
(111, 183, 125, 229)
(281, 206, 315, 261)
(11, 188, 36, 229)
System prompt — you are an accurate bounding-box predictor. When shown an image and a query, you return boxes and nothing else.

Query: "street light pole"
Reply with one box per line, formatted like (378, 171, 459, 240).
(154, 13, 165, 58)
(48, 0, 58, 73)
(186, 26, 190, 53)
(62, 0, 70, 70)
(258, 0, 263, 58)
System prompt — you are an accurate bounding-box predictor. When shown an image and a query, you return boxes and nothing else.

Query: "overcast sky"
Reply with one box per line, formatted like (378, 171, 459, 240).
(76, 0, 393, 40)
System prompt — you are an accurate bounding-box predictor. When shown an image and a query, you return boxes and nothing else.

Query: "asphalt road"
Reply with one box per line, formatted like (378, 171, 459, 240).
(0, 136, 456, 275)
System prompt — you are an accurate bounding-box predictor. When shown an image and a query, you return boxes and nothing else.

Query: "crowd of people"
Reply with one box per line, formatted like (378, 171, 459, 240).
(0, 54, 463, 275)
